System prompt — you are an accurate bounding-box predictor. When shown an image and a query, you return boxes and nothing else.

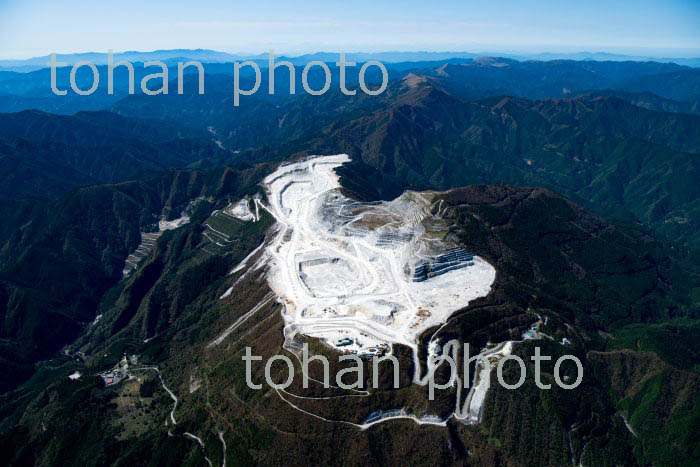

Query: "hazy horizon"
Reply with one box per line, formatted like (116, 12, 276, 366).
(1, 0, 698, 60)
(1, 46, 700, 63)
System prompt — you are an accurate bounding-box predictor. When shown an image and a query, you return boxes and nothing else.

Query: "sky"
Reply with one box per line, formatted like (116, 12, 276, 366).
(1, 0, 699, 59)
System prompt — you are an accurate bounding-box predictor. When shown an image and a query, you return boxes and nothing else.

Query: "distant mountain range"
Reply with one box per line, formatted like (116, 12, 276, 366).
(1, 49, 699, 73)
(1, 55, 698, 117)
(0, 49, 244, 72)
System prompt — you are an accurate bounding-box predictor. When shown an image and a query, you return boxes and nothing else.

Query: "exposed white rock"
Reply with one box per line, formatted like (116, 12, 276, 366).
(219, 286, 234, 299)
(159, 215, 190, 231)
(227, 198, 255, 221)
(262, 154, 496, 355)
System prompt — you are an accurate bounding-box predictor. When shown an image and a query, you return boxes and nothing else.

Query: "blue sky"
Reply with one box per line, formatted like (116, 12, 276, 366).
(1, 0, 698, 59)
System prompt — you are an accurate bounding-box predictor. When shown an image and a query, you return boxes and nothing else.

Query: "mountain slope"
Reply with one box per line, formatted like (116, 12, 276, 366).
(0, 163, 269, 392)
(573, 89, 700, 115)
(0, 57, 698, 467)
(428, 59, 699, 102)
(2, 178, 698, 466)
(0, 110, 230, 199)
(0, 109, 206, 145)
(308, 77, 700, 248)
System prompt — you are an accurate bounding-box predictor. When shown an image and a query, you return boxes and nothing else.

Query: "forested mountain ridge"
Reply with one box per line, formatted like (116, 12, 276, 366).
(0, 56, 698, 466)
(309, 77, 700, 249)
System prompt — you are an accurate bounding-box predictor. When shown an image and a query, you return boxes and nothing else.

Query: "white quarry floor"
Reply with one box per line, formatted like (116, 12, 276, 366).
(262, 154, 496, 356)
